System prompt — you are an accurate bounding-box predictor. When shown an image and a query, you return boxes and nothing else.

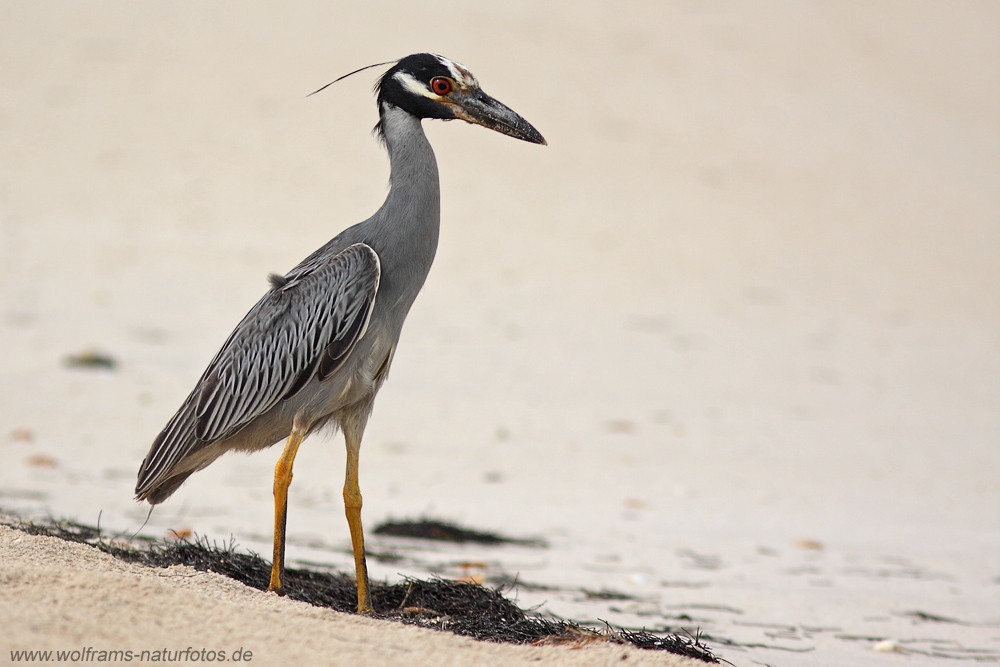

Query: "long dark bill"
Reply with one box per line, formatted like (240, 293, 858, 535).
(451, 89, 546, 145)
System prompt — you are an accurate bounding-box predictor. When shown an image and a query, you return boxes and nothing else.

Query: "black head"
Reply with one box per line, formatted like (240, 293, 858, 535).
(374, 53, 545, 145)
(376, 53, 463, 121)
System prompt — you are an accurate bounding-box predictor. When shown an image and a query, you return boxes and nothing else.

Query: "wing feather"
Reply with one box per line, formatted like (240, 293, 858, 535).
(136, 243, 380, 499)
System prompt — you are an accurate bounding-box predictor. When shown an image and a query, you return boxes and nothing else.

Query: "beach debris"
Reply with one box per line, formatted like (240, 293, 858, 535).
(63, 350, 117, 370)
(898, 610, 964, 624)
(794, 538, 824, 550)
(665, 602, 745, 615)
(26, 454, 57, 468)
(373, 518, 544, 546)
(582, 588, 634, 600)
(678, 548, 723, 570)
(9, 428, 33, 443)
(873, 639, 900, 652)
(627, 572, 649, 586)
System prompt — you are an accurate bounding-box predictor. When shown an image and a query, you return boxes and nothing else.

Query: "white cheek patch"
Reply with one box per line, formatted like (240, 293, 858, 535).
(392, 71, 437, 99)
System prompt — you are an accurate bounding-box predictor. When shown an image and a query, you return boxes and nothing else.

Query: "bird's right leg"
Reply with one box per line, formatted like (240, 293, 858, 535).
(268, 420, 307, 595)
(343, 421, 373, 614)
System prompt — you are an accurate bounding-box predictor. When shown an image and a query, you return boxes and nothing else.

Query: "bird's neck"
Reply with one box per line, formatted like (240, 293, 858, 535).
(368, 104, 441, 306)
(379, 104, 441, 223)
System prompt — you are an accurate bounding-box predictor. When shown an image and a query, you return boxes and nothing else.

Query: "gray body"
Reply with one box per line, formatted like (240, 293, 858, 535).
(135, 107, 438, 502)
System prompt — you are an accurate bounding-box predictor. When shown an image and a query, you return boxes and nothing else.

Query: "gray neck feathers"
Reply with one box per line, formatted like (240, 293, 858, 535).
(367, 104, 441, 313)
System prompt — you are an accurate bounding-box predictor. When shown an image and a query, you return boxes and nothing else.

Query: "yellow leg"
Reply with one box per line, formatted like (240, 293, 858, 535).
(344, 429, 373, 614)
(268, 424, 306, 595)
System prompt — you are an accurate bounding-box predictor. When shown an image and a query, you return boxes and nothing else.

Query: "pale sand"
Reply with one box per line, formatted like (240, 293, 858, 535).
(1, 2, 998, 666)
(0, 525, 698, 666)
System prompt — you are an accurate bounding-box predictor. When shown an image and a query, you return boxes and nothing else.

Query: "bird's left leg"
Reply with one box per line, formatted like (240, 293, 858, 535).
(342, 417, 373, 614)
(268, 419, 308, 595)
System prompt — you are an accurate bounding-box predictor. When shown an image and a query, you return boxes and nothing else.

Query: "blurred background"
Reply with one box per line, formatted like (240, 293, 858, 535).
(1, 2, 997, 664)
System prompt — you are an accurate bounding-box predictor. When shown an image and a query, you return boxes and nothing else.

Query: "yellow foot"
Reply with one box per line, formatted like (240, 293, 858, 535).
(267, 564, 285, 596)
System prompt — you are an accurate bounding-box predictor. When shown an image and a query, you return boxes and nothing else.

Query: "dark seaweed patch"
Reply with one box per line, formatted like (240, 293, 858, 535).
(373, 518, 545, 546)
(63, 351, 117, 370)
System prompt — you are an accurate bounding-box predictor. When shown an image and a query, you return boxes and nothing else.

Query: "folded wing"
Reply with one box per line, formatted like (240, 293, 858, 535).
(135, 243, 380, 501)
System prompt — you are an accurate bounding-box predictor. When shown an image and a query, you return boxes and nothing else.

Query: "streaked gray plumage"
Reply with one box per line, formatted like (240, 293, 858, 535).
(136, 242, 383, 501)
(135, 53, 544, 612)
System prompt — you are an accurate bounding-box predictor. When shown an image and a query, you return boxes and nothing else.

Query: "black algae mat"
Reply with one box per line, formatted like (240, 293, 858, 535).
(373, 518, 546, 546)
(3, 515, 718, 663)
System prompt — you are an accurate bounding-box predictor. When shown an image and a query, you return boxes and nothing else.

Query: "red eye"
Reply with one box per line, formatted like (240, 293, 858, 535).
(430, 77, 453, 95)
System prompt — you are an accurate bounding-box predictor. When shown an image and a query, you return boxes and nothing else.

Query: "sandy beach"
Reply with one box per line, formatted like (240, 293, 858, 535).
(0, 524, 702, 666)
(1, 2, 998, 665)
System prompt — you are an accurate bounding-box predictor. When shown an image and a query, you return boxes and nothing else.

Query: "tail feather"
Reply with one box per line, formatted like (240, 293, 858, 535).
(135, 402, 201, 503)
(137, 471, 195, 505)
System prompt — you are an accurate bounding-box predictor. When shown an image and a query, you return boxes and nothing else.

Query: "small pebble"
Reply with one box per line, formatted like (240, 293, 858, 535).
(9, 428, 33, 442)
(874, 639, 901, 652)
(26, 454, 57, 468)
(795, 538, 824, 550)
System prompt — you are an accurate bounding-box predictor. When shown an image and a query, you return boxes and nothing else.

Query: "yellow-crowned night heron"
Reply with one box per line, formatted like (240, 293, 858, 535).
(135, 53, 545, 613)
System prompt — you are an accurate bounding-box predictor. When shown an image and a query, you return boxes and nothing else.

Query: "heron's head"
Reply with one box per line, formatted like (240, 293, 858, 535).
(375, 53, 545, 145)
